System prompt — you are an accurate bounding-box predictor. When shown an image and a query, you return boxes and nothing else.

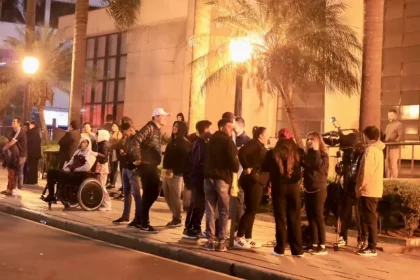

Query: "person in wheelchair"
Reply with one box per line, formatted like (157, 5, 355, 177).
(43, 137, 97, 203)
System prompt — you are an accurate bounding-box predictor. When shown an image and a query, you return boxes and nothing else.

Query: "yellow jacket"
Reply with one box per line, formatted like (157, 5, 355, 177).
(356, 141, 385, 198)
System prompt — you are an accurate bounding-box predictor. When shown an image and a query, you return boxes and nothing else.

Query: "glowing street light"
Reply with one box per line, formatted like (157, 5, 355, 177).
(22, 56, 40, 75)
(230, 38, 253, 63)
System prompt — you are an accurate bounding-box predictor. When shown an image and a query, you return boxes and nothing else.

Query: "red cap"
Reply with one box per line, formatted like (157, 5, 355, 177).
(278, 128, 293, 140)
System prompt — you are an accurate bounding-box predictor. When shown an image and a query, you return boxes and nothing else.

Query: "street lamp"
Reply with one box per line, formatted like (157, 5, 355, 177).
(22, 56, 40, 75)
(230, 38, 253, 117)
(22, 56, 39, 121)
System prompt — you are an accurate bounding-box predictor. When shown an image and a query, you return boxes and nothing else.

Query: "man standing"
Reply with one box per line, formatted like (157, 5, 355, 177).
(384, 109, 403, 178)
(356, 126, 385, 257)
(103, 114, 114, 133)
(183, 120, 213, 239)
(136, 108, 170, 232)
(58, 120, 81, 169)
(113, 121, 142, 226)
(203, 118, 239, 251)
(234, 117, 251, 149)
(3, 117, 27, 192)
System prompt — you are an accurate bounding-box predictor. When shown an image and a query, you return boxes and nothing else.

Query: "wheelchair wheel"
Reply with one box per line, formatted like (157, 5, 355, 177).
(58, 185, 79, 209)
(77, 178, 103, 211)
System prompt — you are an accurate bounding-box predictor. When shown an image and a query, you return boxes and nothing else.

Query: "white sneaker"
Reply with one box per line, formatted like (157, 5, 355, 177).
(234, 238, 251, 249)
(271, 250, 284, 257)
(246, 239, 262, 248)
(12, 189, 20, 196)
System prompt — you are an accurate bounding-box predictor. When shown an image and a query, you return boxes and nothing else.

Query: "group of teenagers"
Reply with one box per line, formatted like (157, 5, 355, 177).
(38, 107, 383, 257)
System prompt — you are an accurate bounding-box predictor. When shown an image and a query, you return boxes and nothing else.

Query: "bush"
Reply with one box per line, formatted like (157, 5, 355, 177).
(381, 180, 420, 238)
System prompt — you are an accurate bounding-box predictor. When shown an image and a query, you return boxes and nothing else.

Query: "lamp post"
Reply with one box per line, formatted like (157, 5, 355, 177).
(230, 38, 253, 117)
(22, 56, 39, 121)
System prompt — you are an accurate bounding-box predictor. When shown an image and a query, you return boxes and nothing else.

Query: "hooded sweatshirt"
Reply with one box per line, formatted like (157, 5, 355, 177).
(96, 129, 110, 165)
(356, 141, 385, 198)
(163, 121, 191, 176)
(63, 137, 97, 172)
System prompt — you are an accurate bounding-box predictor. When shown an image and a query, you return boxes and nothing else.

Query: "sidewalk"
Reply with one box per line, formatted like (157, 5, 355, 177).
(1, 172, 419, 280)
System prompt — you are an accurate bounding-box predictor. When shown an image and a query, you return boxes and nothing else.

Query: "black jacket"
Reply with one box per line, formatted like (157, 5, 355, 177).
(238, 139, 268, 185)
(125, 134, 141, 170)
(204, 131, 239, 185)
(117, 136, 128, 169)
(302, 149, 329, 192)
(236, 132, 251, 149)
(97, 142, 110, 164)
(261, 148, 302, 186)
(58, 129, 81, 169)
(189, 137, 207, 187)
(135, 121, 162, 166)
(27, 127, 42, 160)
(163, 122, 191, 176)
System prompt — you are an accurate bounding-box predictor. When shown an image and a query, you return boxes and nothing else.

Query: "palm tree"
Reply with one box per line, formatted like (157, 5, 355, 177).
(359, 0, 384, 130)
(69, 0, 142, 123)
(190, 0, 362, 146)
(0, 27, 76, 144)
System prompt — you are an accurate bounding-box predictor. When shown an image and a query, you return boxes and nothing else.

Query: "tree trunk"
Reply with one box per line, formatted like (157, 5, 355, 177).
(23, 0, 37, 122)
(234, 73, 243, 117)
(188, 0, 211, 127)
(279, 87, 303, 148)
(38, 105, 50, 145)
(0, 0, 3, 21)
(359, 0, 384, 130)
(69, 0, 89, 124)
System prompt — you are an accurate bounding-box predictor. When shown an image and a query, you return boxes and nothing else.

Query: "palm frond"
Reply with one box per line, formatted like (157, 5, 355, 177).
(102, 0, 142, 31)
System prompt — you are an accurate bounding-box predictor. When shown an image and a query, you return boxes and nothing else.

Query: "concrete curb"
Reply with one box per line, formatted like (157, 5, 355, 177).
(255, 213, 420, 252)
(0, 203, 295, 280)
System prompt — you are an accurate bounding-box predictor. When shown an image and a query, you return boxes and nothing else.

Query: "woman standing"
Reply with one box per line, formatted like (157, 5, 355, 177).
(234, 127, 269, 249)
(108, 122, 122, 189)
(302, 132, 329, 255)
(26, 121, 42, 184)
(262, 129, 304, 257)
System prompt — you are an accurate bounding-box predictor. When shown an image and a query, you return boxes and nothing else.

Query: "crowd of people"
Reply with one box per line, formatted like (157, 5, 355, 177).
(0, 107, 388, 258)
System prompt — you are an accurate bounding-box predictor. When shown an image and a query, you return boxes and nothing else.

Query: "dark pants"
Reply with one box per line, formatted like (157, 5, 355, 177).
(17, 157, 26, 189)
(305, 189, 327, 245)
(138, 164, 161, 227)
(47, 169, 94, 196)
(186, 182, 205, 231)
(26, 158, 39, 185)
(237, 181, 264, 239)
(109, 161, 119, 186)
(233, 185, 244, 231)
(339, 193, 361, 241)
(121, 168, 142, 221)
(359, 197, 379, 249)
(272, 183, 303, 255)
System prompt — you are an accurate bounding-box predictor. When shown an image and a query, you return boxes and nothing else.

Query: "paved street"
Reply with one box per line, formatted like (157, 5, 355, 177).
(0, 213, 237, 280)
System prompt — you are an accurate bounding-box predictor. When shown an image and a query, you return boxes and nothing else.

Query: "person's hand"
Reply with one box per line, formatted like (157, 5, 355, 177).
(133, 160, 141, 166)
(245, 168, 252, 175)
(313, 140, 319, 151)
(165, 169, 173, 176)
(2, 147, 7, 152)
(120, 149, 126, 156)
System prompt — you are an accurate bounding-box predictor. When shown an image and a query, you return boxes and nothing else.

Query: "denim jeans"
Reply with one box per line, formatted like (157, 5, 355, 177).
(17, 157, 26, 188)
(122, 168, 142, 220)
(204, 178, 230, 241)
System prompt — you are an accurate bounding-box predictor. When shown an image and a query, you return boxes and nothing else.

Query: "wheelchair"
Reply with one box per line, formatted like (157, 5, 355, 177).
(41, 171, 104, 211)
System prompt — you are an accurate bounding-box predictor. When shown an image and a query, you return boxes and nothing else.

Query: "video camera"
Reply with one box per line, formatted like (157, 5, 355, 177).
(322, 117, 364, 151)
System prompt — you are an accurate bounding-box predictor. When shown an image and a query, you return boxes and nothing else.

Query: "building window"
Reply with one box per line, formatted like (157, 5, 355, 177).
(82, 32, 127, 126)
(276, 82, 325, 138)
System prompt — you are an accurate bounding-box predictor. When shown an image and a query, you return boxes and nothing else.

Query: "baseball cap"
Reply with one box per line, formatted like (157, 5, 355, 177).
(222, 112, 235, 121)
(278, 128, 293, 140)
(152, 108, 171, 118)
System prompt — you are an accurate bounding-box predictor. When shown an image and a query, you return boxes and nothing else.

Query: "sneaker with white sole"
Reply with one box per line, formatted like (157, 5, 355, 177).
(271, 250, 284, 257)
(234, 238, 251, 249)
(12, 188, 20, 196)
(334, 237, 347, 247)
(311, 245, 328, 256)
(246, 239, 262, 248)
(203, 241, 216, 251)
(357, 247, 377, 257)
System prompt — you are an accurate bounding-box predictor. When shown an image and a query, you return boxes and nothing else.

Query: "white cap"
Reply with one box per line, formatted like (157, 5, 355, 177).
(152, 108, 171, 117)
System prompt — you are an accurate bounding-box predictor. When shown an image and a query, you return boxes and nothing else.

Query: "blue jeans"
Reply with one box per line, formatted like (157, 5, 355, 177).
(122, 168, 142, 220)
(204, 179, 230, 241)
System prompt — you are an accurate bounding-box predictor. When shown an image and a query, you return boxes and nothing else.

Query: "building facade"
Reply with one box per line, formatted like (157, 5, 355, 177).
(57, 0, 420, 155)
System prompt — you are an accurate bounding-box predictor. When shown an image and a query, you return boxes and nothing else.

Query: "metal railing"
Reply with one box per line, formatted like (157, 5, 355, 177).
(385, 141, 420, 178)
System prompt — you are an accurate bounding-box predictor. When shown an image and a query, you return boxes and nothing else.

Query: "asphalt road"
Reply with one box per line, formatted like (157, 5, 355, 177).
(0, 213, 238, 280)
